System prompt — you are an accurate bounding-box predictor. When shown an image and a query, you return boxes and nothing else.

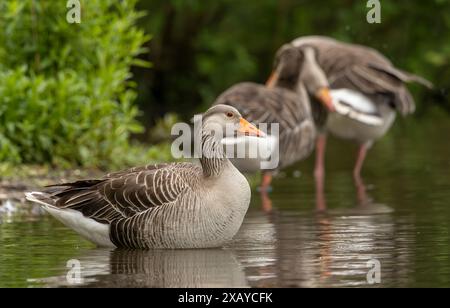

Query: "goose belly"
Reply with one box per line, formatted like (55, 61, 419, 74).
(222, 135, 278, 173)
(326, 106, 396, 143)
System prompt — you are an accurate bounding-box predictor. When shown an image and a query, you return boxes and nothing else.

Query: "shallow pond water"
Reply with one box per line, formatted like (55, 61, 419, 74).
(0, 112, 449, 287)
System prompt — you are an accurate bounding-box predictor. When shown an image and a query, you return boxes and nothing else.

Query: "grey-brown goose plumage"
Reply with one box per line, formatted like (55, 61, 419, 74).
(213, 82, 316, 190)
(271, 35, 432, 129)
(268, 35, 432, 178)
(25, 105, 264, 249)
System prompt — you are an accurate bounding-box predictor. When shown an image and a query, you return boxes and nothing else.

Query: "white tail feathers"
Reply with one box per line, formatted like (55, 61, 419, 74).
(25, 192, 114, 247)
(25, 192, 55, 208)
(330, 89, 384, 127)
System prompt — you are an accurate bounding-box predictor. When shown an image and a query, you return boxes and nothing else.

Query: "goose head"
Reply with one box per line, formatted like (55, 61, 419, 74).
(267, 44, 303, 90)
(267, 44, 335, 112)
(200, 105, 265, 141)
(197, 105, 265, 176)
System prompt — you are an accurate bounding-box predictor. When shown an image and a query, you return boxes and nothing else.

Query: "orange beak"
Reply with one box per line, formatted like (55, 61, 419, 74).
(315, 87, 336, 112)
(238, 118, 265, 137)
(265, 71, 279, 88)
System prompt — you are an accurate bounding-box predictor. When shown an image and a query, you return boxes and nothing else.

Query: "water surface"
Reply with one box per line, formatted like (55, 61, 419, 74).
(1, 114, 449, 287)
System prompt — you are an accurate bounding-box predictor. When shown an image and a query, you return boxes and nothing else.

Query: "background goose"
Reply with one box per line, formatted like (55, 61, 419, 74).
(267, 36, 432, 182)
(25, 105, 264, 249)
(213, 82, 316, 193)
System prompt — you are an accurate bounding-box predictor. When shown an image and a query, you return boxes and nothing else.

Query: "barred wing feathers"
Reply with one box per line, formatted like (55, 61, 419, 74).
(46, 163, 199, 225)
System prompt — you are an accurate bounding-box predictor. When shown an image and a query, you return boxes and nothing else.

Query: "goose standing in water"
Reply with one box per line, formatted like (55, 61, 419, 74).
(213, 83, 316, 199)
(26, 105, 264, 249)
(267, 36, 432, 208)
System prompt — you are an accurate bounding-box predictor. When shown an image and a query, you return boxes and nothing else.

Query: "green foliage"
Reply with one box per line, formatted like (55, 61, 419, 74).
(0, 0, 151, 167)
(135, 0, 450, 122)
(149, 112, 181, 143)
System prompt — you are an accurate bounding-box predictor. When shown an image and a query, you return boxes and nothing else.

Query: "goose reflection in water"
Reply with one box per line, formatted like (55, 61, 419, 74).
(273, 212, 414, 287)
(328, 172, 394, 214)
(31, 248, 248, 288)
(245, 180, 414, 287)
(28, 204, 415, 288)
(259, 164, 392, 213)
(235, 208, 415, 287)
(231, 210, 278, 287)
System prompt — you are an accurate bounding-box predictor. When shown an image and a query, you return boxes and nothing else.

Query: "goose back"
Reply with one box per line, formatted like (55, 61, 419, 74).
(292, 36, 432, 116)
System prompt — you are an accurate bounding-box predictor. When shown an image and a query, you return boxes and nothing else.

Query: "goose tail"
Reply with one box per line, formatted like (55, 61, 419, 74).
(402, 71, 434, 89)
(25, 191, 57, 209)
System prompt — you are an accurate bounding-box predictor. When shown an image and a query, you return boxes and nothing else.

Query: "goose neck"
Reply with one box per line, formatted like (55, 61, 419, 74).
(199, 132, 228, 178)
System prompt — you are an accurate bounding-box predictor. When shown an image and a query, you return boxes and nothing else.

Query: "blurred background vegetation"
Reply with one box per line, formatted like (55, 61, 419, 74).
(0, 0, 151, 169)
(134, 0, 450, 125)
(0, 0, 449, 172)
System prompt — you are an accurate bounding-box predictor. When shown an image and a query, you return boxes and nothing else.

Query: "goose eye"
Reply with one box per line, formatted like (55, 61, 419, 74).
(226, 112, 234, 118)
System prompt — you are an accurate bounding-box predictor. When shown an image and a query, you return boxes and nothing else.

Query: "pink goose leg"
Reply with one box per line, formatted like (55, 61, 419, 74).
(314, 134, 327, 212)
(353, 143, 369, 179)
(353, 143, 370, 205)
(260, 171, 273, 213)
(260, 171, 273, 192)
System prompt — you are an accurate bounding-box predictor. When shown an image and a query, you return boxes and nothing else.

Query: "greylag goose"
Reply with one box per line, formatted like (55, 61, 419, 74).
(25, 105, 264, 249)
(267, 36, 432, 182)
(213, 82, 316, 193)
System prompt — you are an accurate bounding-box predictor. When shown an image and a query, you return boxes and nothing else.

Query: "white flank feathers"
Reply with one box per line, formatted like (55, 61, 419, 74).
(221, 135, 278, 172)
(25, 192, 114, 248)
(330, 89, 384, 126)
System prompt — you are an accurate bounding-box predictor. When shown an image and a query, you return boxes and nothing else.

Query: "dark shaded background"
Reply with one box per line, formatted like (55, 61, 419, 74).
(133, 0, 450, 131)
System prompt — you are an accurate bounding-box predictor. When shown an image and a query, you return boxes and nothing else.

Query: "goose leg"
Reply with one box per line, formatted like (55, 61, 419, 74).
(354, 173, 370, 206)
(260, 171, 272, 192)
(353, 143, 370, 206)
(260, 171, 273, 213)
(353, 143, 369, 179)
(314, 134, 327, 179)
(314, 134, 327, 212)
(261, 190, 273, 213)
